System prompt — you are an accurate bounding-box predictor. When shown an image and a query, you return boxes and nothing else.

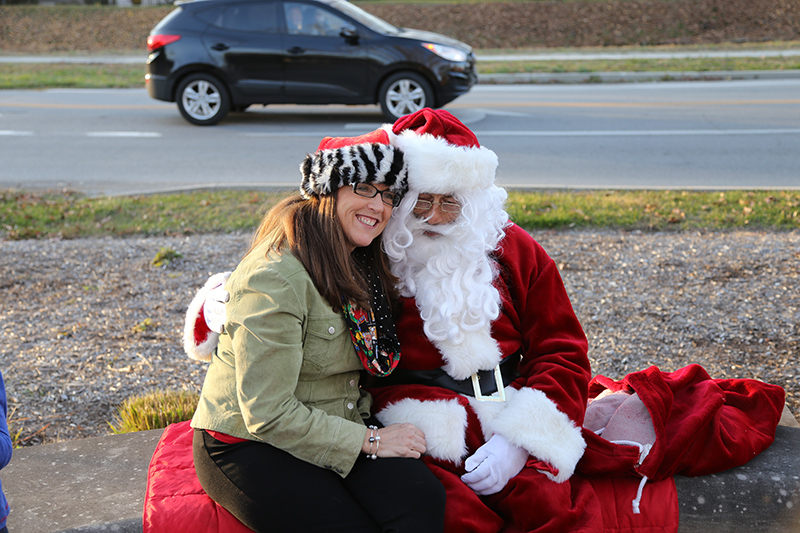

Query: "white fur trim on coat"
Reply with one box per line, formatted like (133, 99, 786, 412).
(435, 330, 504, 381)
(183, 271, 231, 362)
(474, 387, 585, 483)
(375, 398, 469, 465)
(389, 130, 498, 194)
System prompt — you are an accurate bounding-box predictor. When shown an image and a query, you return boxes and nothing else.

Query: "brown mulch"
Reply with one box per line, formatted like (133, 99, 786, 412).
(0, 0, 798, 54)
(2, 230, 797, 446)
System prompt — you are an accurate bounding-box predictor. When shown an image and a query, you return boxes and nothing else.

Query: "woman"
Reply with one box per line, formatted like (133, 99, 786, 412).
(191, 129, 446, 532)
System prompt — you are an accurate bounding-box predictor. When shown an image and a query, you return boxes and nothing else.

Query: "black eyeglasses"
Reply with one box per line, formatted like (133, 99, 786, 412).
(351, 182, 401, 207)
(413, 198, 462, 215)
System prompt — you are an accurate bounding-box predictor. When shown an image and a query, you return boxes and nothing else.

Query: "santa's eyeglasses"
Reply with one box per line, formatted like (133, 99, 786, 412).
(351, 182, 402, 207)
(413, 198, 462, 215)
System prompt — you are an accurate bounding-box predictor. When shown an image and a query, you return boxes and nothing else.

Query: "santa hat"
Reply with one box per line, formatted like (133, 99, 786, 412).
(300, 128, 408, 199)
(388, 108, 498, 194)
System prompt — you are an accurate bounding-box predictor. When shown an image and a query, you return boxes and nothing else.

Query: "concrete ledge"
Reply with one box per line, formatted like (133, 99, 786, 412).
(676, 424, 800, 532)
(3, 429, 163, 533)
(2, 409, 798, 532)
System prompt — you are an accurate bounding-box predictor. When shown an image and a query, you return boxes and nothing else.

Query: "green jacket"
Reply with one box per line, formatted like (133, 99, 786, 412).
(191, 240, 371, 477)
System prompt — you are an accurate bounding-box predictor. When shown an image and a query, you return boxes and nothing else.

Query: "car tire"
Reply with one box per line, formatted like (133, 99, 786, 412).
(176, 73, 230, 126)
(378, 72, 434, 122)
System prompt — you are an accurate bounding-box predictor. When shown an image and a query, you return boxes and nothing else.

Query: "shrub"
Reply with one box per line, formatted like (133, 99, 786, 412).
(109, 389, 199, 433)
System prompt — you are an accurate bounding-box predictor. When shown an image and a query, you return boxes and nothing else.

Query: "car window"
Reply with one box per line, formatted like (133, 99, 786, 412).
(206, 2, 280, 33)
(328, 0, 397, 34)
(194, 6, 224, 26)
(284, 2, 348, 37)
(153, 7, 185, 32)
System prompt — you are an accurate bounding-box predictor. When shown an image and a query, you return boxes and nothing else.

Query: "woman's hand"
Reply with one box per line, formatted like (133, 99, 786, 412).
(362, 423, 427, 459)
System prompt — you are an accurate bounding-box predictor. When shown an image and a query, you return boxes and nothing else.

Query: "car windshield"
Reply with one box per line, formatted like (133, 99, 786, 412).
(329, 0, 398, 34)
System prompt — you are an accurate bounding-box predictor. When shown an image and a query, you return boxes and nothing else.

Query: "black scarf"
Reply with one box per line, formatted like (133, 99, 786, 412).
(341, 248, 401, 377)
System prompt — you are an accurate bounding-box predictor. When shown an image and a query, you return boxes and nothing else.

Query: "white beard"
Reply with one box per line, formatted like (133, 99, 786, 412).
(383, 187, 510, 379)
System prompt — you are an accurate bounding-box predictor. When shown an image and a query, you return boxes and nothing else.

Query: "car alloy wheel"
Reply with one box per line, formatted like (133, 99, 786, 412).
(379, 72, 433, 121)
(176, 73, 230, 126)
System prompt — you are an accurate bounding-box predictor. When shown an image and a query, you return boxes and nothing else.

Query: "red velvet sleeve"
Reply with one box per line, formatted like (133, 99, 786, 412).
(496, 224, 592, 426)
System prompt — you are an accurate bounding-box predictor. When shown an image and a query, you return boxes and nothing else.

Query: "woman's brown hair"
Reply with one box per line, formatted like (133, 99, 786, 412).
(245, 194, 399, 310)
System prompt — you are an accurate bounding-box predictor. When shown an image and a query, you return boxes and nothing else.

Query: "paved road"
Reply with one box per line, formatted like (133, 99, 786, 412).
(1, 80, 798, 195)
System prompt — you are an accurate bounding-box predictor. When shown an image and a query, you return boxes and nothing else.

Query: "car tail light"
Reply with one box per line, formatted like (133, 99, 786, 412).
(147, 34, 181, 52)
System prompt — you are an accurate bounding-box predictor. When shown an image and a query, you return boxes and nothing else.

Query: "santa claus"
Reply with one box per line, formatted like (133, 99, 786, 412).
(364, 109, 598, 532)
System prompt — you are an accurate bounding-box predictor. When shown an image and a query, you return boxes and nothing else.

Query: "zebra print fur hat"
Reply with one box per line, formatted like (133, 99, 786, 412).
(299, 127, 408, 200)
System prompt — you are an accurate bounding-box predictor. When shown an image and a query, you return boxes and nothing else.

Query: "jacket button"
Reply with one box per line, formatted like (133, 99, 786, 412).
(349, 379, 357, 387)
(328, 326, 335, 334)
(347, 402, 354, 410)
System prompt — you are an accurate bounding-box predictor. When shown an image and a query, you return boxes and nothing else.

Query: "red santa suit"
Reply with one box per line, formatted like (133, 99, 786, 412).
(360, 109, 601, 532)
(368, 222, 599, 533)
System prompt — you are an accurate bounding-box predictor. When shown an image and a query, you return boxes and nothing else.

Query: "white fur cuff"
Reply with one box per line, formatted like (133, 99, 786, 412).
(375, 398, 469, 464)
(489, 388, 586, 483)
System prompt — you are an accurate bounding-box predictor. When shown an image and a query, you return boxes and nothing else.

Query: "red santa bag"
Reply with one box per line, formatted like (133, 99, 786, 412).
(578, 364, 785, 481)
(143, 420, 254, 533)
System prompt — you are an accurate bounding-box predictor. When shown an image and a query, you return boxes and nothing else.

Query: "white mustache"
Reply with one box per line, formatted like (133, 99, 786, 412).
(409, 218, 459, 237)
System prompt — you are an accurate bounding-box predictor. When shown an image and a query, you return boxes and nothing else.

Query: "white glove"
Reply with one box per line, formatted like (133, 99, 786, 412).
(460, 434, 529, 495)
(204, 284, 230, 334)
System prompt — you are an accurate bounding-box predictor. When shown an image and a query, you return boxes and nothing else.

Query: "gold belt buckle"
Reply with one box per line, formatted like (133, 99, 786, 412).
(470, 364, 506, 402)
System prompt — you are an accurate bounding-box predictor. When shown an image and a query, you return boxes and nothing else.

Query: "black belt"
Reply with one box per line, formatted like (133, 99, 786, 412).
(368, 352, 521, 398)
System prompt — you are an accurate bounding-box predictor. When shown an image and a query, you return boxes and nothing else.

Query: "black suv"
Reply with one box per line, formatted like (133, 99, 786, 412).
(146, 0, 477, 125)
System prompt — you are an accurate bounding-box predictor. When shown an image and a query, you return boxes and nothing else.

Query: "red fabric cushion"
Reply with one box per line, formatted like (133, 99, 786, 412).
(143, 421, 253, 533)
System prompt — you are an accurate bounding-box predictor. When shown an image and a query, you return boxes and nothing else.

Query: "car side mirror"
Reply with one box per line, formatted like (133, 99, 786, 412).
(340, 26, 359, 44)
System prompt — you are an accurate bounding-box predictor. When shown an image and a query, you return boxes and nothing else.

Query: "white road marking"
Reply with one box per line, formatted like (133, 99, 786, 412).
(86, 132, 161, 137)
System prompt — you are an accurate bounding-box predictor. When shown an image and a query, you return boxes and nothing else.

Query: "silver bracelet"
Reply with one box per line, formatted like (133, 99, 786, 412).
(367, 425, 380, 460)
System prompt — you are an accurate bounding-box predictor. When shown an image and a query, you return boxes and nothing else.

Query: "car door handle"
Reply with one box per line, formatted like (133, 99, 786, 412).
(287, 46, 305, 55)
(211, 43, 229, 51)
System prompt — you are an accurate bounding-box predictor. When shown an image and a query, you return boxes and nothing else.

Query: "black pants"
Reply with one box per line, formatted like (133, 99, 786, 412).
(193, 429, 446, 533)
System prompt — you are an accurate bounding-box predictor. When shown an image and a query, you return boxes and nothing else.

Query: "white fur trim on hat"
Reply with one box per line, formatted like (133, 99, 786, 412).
(375, 398, 469, 464)
(183, 271, 231, 362)
(389, 130, 498, 194)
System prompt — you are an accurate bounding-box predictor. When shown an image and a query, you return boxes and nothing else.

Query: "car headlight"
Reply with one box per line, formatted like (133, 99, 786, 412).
(422, 43, 468, 62)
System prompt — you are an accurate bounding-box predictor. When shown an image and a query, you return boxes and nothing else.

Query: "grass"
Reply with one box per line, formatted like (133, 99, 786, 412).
(109, 389, 200, 434)
(2, 188, 798, 241)
(505, 189, 800, 231)
(480, 56, 800, 76)
(0, 63, 146, 90)
(0, 189, 289, 240)
(1, 40, 798, 90)
(151, 246, 184, 267)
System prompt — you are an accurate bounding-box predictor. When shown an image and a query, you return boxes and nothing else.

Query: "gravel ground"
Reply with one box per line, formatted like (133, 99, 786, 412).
(2, 229, 798, 446)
